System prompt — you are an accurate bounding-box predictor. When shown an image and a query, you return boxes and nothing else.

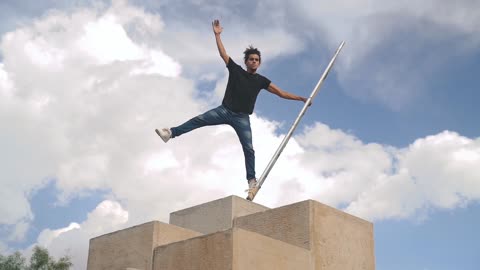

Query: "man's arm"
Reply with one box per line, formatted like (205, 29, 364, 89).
(267, 83, 311, 105)
(212, 19, 229, 65)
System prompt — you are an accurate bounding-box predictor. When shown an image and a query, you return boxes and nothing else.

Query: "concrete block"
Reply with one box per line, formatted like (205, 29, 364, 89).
(234, 200, 375, 270)
(170, 195, 269, 234)
(87, 221, 202, 270)
(88, 197, 375, 270)
(233, 228, 311, 270)
(311, 201, 375, 270)
(234, 199, 311, 249)
(152, 228, 310, 270)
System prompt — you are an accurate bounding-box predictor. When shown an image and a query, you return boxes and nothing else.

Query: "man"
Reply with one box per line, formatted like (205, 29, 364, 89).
(156, 20, 308, 200)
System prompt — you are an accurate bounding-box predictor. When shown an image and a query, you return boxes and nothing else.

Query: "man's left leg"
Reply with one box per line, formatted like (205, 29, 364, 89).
(230, 113, 258, 200)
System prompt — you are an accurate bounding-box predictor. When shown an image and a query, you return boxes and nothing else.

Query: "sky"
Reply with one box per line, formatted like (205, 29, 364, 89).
(0, 0, 479, 269)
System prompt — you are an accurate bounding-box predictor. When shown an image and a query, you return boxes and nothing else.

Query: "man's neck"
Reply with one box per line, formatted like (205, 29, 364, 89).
(247, 68, 257, 74)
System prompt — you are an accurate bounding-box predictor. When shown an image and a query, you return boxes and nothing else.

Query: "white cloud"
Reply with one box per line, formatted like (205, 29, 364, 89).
(0, 0, 192, 219)
(154, 0, 480, 108)
(37, 222, 81, 247)
(34, 200, 128, 270)
(77, 14, 144, 64)
(75, 12, 180, 77)
(0, 63, 14, 97)
(8, 221, 30, 242)
(157, 28, 304, 81)
(290, 0, 480, 108)
(0, 188, 33, 225)
(296, 127, 480, 221)
(0, 0, 189, 244)
(143, 150, 180, 175)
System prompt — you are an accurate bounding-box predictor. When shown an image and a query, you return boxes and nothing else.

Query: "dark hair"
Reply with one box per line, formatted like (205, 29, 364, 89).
(243, 45, 261, 63)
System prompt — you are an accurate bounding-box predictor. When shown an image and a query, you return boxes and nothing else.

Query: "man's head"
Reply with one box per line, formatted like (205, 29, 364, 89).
(244, 45, 261, 72)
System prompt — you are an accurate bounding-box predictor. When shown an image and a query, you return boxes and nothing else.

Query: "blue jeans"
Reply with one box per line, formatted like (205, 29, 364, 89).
(171, 105, 255, 181)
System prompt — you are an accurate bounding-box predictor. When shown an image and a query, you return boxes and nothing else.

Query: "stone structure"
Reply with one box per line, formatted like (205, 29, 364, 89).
(87, 195, 375, 270)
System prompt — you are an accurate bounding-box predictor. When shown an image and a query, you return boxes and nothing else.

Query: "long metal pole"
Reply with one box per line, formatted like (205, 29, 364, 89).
(252, 41, 346, 200)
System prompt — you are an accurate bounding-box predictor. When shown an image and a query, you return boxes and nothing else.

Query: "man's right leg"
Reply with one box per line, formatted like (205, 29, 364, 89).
(169, 105, 228, 138)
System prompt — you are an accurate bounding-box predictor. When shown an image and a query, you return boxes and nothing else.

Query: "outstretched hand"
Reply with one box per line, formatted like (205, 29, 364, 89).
(212, 19, 223, 35)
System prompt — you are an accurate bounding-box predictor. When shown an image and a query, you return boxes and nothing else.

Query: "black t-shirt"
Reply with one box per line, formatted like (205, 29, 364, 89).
(222, 57, 271, 114)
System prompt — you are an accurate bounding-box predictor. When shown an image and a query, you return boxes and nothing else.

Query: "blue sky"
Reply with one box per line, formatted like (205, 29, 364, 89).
(0, 0, 479, 269)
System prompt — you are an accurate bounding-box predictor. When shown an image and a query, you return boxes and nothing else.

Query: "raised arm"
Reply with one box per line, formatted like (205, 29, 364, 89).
(267, 83, 311, 105)
(212, 19, 229, 65)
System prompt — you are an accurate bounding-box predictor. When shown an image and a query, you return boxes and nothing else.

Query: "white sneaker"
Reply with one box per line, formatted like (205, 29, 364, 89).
(155, 128, 172, 143)
(248, 178, 257, 189)
(246, 178, 259, 201)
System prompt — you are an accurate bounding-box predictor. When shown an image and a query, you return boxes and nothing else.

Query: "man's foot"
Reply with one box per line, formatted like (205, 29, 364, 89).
(245, 178, 259, 201)
(155, 128, 172, 143)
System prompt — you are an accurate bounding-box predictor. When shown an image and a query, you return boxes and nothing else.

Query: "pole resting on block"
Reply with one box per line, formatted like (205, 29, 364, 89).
(248, 41, 346, 202)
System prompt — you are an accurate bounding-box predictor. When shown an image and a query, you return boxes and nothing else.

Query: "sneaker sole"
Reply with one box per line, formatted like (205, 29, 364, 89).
(155, 129, 169, 143)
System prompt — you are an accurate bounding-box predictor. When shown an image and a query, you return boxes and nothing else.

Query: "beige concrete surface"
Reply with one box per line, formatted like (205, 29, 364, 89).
(233, 228, 311, 270)
(234, 200, 375, 270)
(234, 200, 312, 249)
(152, 228, 310, 270)
(311, 201, 375, 270)
(153, 229, 233, 270)
(88, 197, 375, 270)
(87, 221, 201, 270)
(170, 195, 269, 234)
